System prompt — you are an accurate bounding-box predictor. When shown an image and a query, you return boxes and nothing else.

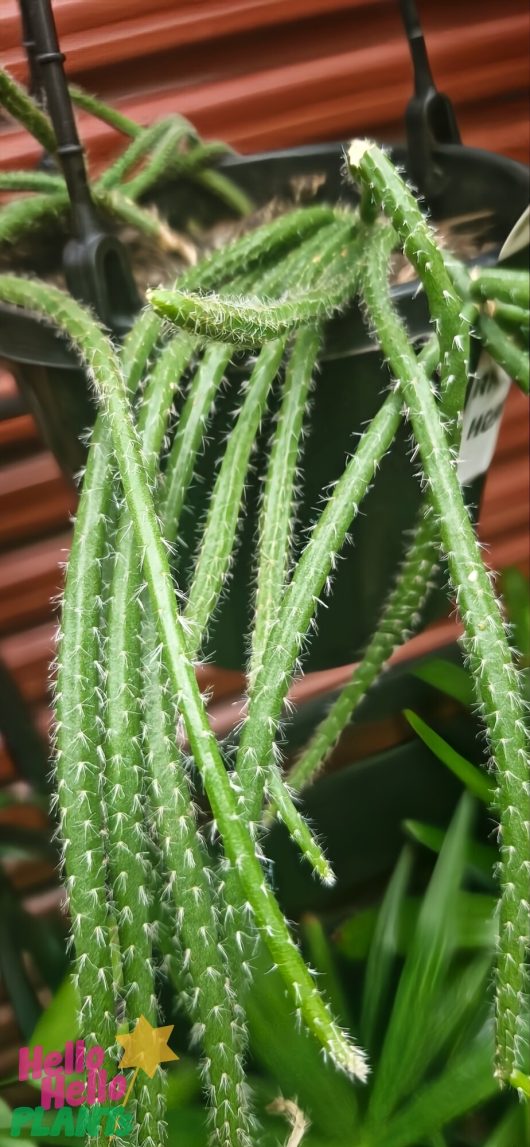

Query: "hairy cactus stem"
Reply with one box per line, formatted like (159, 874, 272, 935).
(347, 139, 468, 419)
(357, 223, 529, 1081)
(0, 274, 369, 1085)
(281, 230, 476, 799)
(0, 67, 56, 152)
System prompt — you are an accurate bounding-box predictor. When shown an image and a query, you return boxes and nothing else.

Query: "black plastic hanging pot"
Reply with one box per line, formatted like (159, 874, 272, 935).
(0, 140, 528, 671)
(153, 140, 530, 670)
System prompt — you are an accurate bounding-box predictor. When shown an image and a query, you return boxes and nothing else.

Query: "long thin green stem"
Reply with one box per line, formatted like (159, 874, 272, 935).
(281, 289, 470, 799)
(96, 122, 170, 192)
(148, 271, 365, 348)
(109, 317, 256, 1147)
(347, 141, 467, 419)
(0, 275, 369, 1083)
(0, 191, 66, 245)
(68, 85, 140, 137)
(0, 171, 64, 194)
(479, 314, 529, 394)
(354, 218, 529, 1081)
(469, 267, 529, 310)
(285, 504, 439, 793)
(236, 388, 403, 824)
(50, 309, 162, 1052)
(0, 183, 175, 251)
(191, 167, 254, 217)
(0, 68, 56, 152)
(248, 326, 321, 687)
(105, 338, 193, 1145)
(183, 338, 286, 650)
(181, 221, 356, 882)
(122, 120, 197, 201)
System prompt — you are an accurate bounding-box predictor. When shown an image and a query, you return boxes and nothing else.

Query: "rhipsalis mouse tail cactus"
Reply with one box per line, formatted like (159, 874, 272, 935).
(0, 131, 528, 1146)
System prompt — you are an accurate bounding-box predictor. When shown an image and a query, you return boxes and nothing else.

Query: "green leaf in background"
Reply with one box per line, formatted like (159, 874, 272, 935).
(412, 657, 474, 706)
(403, 819, 494, 881)
(359, 845, 413, 1051)
(0, 1098, 35, 1147)
(420, 952, 492, 1069)
(336, 891, 497, 961)
(404, 708, 492, 802)
(244, 942, 359, 1140)
(366, 794, 474, 1125)
(501, 566, 530, 665)
(300, 914, 350, 1025)
(371, 1024, 498, 1147)
(28, 975, 80, 1058)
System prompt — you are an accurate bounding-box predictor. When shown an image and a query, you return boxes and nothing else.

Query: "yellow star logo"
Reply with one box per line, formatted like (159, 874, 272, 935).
(116, 1015, 178, 1079)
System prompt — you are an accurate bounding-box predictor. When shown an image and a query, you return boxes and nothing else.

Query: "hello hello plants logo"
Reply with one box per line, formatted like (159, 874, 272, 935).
(10, 1016, 178, 1139)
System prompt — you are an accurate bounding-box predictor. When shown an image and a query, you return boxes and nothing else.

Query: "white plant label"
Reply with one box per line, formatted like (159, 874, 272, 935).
(458, 353, 511, 484)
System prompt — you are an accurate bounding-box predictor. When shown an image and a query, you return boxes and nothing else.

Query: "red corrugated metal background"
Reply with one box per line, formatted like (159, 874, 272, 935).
(1, 1, 529, 165)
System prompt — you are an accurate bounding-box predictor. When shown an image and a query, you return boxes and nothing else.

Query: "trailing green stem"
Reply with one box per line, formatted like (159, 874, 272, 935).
(175, 205, 340, 292)
(478, 313, 529, 394)
(104, 339, 194, 1145)
(469, 267, 529, 310)
(49, 308, 161, 1053)
(0, 68, 56, 152)
(484, 300, 529, 339)
(285, 505, 440, 793)
(180, 221, 355, 880)
(0, 171, 64, 194)
(68, 85, 140, 137)
(347, 140, 467, 418)
(0, 183, 175, 250)
(192, 167, 254, 217)
(0, 191, 66, 244)
(148, 272, 365, 348)
(282, 287, 470, 798)
(356, 224, 529, 1081)
(248, 325, 322, 688)
(143, 646, 253, 1147)
(236, 389, 404, 823)
(96, 121, 171, 192)
(122, 120, 197, 201)
(0, 275, 369, 1084)
(183, 338, 286, 649)
(108, 319, 255, 1146)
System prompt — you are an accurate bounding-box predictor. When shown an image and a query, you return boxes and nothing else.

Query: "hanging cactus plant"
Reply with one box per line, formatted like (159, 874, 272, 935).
(0, 64, 528, 1145)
